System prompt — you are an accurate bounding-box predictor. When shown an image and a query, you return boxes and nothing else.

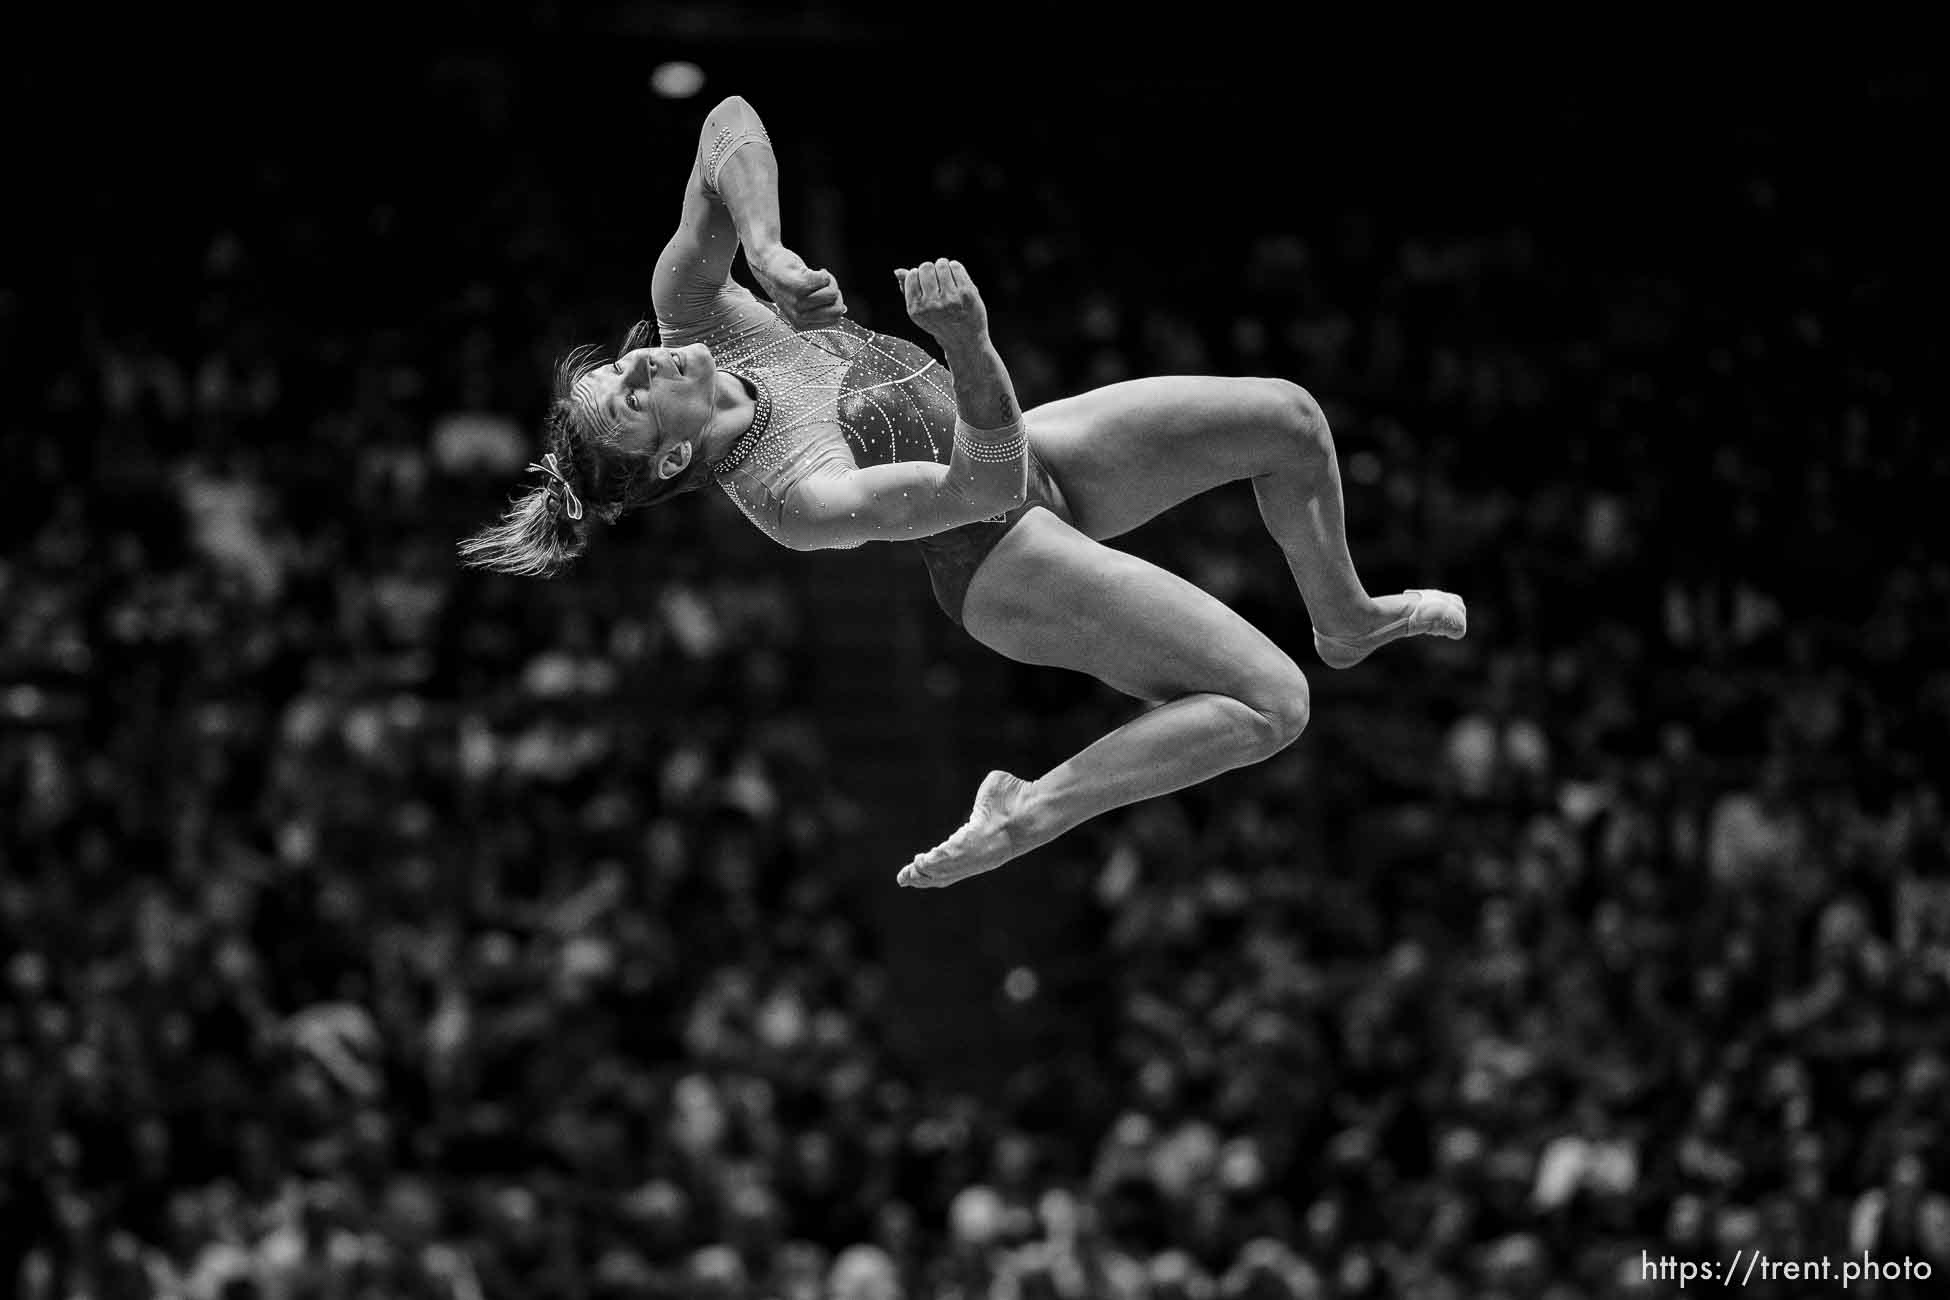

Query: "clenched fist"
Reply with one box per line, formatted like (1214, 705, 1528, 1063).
(749, 244, 847, 329)
(895, 258, 989, 348)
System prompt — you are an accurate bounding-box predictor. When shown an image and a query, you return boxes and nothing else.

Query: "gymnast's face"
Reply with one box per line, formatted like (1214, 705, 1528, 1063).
(572, 343, 720, 473)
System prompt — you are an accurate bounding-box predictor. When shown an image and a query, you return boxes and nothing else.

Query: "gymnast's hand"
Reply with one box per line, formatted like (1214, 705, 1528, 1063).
(748, 244, 848, 329)
(897, 258, 989, 349)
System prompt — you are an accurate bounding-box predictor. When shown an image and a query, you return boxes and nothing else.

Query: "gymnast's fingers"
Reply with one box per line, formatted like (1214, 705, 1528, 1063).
(802, 279, 841, 312)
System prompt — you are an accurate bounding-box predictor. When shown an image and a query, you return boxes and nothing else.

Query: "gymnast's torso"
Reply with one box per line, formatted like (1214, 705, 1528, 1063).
(659, 282, 1070, 624)
(659, 286, 964, 549)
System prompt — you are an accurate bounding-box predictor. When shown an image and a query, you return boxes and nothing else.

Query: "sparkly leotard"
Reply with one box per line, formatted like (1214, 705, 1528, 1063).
(656, 285, 1067, 626)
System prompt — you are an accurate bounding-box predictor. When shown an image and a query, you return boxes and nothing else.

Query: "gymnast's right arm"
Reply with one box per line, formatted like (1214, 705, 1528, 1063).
(653, 95, 845, 330)
(774, 259, 1030, 551)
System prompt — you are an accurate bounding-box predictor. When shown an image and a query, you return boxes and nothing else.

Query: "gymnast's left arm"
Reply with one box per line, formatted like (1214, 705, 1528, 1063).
(768, 457, 1005, 550)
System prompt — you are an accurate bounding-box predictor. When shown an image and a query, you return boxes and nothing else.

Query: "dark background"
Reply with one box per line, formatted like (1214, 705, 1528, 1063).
(2, 16, 1945, 1300)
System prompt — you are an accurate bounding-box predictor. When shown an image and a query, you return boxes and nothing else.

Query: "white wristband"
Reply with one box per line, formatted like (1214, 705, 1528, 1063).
(953, 416, 1026, 464)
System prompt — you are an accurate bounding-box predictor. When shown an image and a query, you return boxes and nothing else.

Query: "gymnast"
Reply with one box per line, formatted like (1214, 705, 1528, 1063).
(460, 95, 1466, 889)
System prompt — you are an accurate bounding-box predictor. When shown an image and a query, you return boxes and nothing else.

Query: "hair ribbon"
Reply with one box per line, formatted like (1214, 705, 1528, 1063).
(527, 452, 584, 520)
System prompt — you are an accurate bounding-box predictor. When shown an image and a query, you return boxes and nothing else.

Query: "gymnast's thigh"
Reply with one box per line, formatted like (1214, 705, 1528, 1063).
(960, 507, 1305, 706)
(1024, 375, 1305, 541)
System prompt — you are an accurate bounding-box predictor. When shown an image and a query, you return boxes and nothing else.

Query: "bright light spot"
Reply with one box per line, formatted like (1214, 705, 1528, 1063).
(1004, 967, 1039, 1002)
(1, 685, 44, 718)
(651, 62, 706, 100)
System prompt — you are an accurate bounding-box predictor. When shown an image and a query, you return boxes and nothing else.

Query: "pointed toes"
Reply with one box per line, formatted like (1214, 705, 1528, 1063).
(1433, 591, 1468, 639)
(1412, 589, 1468, 640)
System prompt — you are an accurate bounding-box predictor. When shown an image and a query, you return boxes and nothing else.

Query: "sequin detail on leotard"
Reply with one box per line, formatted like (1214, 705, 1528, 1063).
(702, 125, 772, 194)
(659, 278, 1064, 624)
(661, 290, 962, 551)
(708, 374, 774, 476)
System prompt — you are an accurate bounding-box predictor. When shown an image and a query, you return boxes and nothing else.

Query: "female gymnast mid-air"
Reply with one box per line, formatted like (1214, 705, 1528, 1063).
(460, 95, 1467, 890)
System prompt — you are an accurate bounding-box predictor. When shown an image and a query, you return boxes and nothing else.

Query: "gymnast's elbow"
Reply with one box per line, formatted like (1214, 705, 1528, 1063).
(988, 483, 1029, 515)
(959, 483, 1024, 521)
(971, 466, 1029, 515)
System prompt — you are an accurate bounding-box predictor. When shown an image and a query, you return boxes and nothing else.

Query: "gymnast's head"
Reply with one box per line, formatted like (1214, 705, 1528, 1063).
(458, 321, 729, 577)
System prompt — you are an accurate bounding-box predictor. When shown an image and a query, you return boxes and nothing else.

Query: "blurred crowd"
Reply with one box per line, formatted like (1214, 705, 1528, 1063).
(5, 48, 1948, 1300)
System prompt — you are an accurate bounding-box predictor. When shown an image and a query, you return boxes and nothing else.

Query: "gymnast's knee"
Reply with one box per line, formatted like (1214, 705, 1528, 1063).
(1240, 671, 1312, 756)
(1260, 378, 1332, 469)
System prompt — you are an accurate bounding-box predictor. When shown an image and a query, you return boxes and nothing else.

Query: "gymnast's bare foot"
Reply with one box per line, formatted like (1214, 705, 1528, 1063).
(897, 770, 1032, 889)
(1312, 589, 1467, 670)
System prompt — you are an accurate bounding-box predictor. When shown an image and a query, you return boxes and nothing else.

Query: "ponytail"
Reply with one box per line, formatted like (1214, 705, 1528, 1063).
(456, 478, 590, 577)
(458, 324, 701, 578)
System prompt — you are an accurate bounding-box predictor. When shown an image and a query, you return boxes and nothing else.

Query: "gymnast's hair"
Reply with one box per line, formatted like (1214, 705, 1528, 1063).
(458, 320, 711, 577)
